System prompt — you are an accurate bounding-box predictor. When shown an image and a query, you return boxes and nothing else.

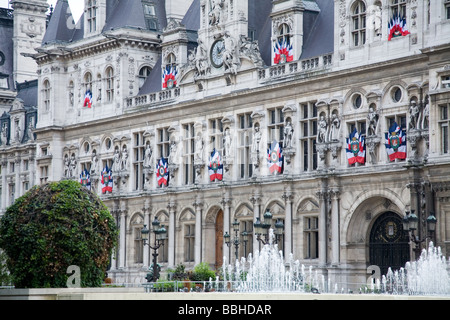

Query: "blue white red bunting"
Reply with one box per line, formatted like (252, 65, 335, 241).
(346, 128, 365, 165)
(388, 14, 410, 41)
(80, 168, 91, 190)
(273, 39, 293, 65)
(267, 140, 283, 174)
(101, 165, 113, 193)
(385, 122, 407, 161)
(208, 149, 223, 182)
(156, 157, 169, 187)
(83, 89, 93, 108)
(162, 65, 178, 89)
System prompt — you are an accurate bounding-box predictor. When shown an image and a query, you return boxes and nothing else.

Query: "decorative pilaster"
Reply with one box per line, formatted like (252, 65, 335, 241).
(282, 188, 294, 256)
(167, 199, 177, 268)
(330, 189, 340, 266)
(316, 188, 328, 267)
(142, 198, 151, 267)
(193, 195, 204, 265)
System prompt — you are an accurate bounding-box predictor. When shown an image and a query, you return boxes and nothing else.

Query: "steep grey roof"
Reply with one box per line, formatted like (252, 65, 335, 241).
(16, 80, 38, 108)
(138, 55, 162, 95)
(104, 0, 167, 32)
(42, 0, 74, 45)
(42, 0, 168, 44)
(301, 0, 334, 59)
(249, 0, 272, 66)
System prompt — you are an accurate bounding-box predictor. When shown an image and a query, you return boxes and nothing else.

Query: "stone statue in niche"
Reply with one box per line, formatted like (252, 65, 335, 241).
(283, 118, 294, 149)
(143, 142, 153, 169)
(223, 127, 232, 158)
(317, 115, 328, 143)
(90, 150, 99, 175)
(121, 145, 129, 171)
(408, 100, 420, 130)
(329, 113, 341, 142)
(112, 147, 121, 173)
(367, 107, 379, 136)
(251, 123, 261, 154)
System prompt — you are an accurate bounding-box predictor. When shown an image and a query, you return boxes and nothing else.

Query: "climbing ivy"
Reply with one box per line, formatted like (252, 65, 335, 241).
(0, 180, 118, 288)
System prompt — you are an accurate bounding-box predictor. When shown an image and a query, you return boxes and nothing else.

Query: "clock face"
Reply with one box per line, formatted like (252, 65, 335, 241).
(210, 39, 224, 68)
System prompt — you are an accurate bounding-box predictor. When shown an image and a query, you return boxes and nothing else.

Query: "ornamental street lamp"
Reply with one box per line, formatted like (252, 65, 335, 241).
(141, 217, 167, 283)
(254, 210, 284, 245)
(224, 219, 249, 261)
(402, 210, 437, 260)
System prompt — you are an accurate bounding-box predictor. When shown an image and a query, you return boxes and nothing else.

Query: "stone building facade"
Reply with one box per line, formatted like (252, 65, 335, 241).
(2, 0, 450, 288)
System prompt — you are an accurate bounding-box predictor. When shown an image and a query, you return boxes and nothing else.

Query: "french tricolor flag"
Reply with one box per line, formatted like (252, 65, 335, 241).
(346, 128, 365, 165)
(385, 122, 407, 161)
(83, 89, 93, 108)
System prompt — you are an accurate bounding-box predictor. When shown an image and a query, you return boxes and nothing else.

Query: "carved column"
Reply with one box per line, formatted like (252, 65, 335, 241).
(118, 204, 127, 269)
(330, 189, 340, 266)
(193, 196, 203, 265)
(167, 200, 177, 268)
(282, 189, 294, 256)
(316, 188, 328, 267)
(142, 198, 151, 268)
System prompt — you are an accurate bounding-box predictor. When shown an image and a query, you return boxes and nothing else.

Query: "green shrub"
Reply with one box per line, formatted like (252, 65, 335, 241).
(190, 262, 216, 282)
(0, 180, 118, 288)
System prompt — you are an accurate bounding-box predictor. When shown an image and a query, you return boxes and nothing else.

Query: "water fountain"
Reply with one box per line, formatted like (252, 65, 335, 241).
(220, 229, 450, 296)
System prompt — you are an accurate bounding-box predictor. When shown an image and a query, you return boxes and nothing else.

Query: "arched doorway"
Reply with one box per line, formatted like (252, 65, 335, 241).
(215, 210, 224, 269)
(369, 211, 409, 275)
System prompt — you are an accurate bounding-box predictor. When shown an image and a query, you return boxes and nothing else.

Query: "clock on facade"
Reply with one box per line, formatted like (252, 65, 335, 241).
(210, 39, 224, 68)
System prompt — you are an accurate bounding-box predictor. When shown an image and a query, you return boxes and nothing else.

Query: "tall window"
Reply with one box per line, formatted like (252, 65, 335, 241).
(133, 132, 145, 190)
(84, 72, 93, 92)
(105, 67, 114, 102)
(138, 66, 152, 89)
(440, 105, 449, 154)
(87, 0, 97, 33)
(304, 216, 319, 259)
(183, 123, 195, 185)
(157, 127, 170, 160)
(277, 23, 291, 46)
(268, 107, 284, 145)
(238, 113, 253, 179)
(300, 102, 318, 172)
(390, 0, 406, 18)
(352, 1, 366, 47)
(43, 79, 51, 111)
(209, 117, 223, 153)
(184, 224, 195, 262)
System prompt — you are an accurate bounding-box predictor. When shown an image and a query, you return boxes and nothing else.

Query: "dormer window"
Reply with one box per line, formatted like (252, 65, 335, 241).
(143, 1, 158, 30)
(352, 1, 366, 47)
(87, 0, 97, 33)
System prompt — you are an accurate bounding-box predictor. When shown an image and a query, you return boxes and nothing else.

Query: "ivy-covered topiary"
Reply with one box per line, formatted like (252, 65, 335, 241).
(0, 180, 118, 288)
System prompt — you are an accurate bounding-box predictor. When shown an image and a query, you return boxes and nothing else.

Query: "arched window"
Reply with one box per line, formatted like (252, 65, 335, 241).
(43, 79, 51, 111)
(84, 72, 93, 92)
(138, 66, 152, 89)
(105, 67, 114, 102)
(352, 1, 366, 47)
(278, 23, 291, 46)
